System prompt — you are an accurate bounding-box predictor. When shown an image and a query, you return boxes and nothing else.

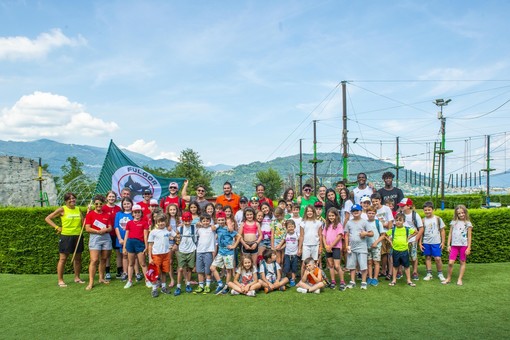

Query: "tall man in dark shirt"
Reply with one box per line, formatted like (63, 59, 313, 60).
(377, 171, 404, 212)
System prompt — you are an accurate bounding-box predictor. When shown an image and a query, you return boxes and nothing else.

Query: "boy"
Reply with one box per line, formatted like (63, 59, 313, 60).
(371, 193, 394, 280)
(365, 206, 386, 286)
(288, 203, 302, 236)
(398, 198, 423, 280)
(420, 201, 446, 281)
(259, 249, 289, 293)
(296, 257, 325, 294)
(147, 214, 176, 297)
(235, 196, 249, 225)
(249, 196, 260, 210)
(314, 201, 326, 225)
(387, 213, 417, 287)
(279, 219, 299, 286)
(211, 211, 241, 294)
(194, 214, 216, 294)
(360, 196, 371, 220)
(344, 204, 373, 289)
(384, 198, 397, 218)
(174, 211, 197, 296)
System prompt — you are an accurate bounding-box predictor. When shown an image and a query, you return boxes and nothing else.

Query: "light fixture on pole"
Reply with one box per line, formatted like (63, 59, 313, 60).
(434, 98, 452, 210)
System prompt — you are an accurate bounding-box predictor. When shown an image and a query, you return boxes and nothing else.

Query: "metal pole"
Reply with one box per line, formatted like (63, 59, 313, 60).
(440, 112, 446, 210)
(341, 81, 348, 182)
(312, 120, 318, 192)
(38, 157, 43, 207)
(299, 139, 303, 192)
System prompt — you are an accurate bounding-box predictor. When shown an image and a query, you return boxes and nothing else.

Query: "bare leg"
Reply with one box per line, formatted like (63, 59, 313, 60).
(87, 250, 100, 290)
(57, 253, 68, 285)
(457, 261, 467, 285)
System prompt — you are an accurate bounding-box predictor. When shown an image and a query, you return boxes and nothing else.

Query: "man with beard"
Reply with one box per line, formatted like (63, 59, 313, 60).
(377, 172, 404, 212)
(215, 181, 241, 214)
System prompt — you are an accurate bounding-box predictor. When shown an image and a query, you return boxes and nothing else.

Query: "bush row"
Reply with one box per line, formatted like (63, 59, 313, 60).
(0, 207, 509, 274)
(407, 194, 510, 210)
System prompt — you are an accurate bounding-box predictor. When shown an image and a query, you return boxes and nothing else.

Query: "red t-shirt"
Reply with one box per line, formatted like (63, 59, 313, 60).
(258, 197, 273, 208)
(85, 210, 113, 232)
(126, 219, 149, 242)
(102, 205, 121, 235)
(160, 195, 186, 212)
(137, 201, 151, 216)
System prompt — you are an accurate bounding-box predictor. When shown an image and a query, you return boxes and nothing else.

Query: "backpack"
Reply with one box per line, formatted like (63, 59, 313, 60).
(178, 224, 197, 244)
(261, 260, 278, 278)
(391, 226, 410, 241)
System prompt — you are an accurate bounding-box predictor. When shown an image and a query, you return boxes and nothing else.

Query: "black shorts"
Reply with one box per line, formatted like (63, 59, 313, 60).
(59, 235, 84, 254)
(242, 242, 259, 254)
(392, 250, 410, 268)
(283, 254, 298, 275)
(325, 248, 342, 260)
(110, 234, 119, 250)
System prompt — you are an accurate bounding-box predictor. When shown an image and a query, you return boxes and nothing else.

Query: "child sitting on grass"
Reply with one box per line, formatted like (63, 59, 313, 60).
(259, 249, 289, 293)
(228, 255, 261, 296)
(387, 213, 417, 287)
(296, 257, 325, 294)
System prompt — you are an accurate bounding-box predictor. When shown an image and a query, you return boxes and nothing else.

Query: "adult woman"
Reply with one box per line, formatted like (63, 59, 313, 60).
(45, 192, 84, 287)
(338, 188, 353, 225)
(84, 194, 113, 290)
(316, 185, 327, 205)
(102, 190, 121, 280)
(282, 187, 296, 202)
(325, 188, 341, 213)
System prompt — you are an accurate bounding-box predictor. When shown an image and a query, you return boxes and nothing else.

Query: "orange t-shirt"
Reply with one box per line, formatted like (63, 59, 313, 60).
(307, 267, 321, 284)
(215, 193, 241, 214)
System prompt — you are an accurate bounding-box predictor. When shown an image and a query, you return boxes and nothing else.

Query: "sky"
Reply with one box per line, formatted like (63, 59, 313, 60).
(1, 0, 510, 179)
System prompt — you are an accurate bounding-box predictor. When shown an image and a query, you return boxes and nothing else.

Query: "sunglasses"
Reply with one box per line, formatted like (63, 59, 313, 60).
(303, 188, 312, 192)
(197, 189, 205, 192)
(169, 186, 178, 189)
(133, 210, 142, 213)
(143, 193, 151, 195)
(150, 204, 158, 207)
(94, 202, 103, 206)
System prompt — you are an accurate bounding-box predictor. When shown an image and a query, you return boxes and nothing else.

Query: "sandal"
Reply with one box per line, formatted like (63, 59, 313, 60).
(57, 282, 68, 288)
(407, 282, 416, 287)
(389, 282, 396, 286)
(74, 279, 85, 284)
(441, 280, 450, 285)
(85, 285, 93, 290)
(99, 280, 110, 285)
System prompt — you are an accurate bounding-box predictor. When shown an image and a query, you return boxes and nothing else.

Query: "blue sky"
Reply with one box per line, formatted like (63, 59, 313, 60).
(1, 0, 509, 177)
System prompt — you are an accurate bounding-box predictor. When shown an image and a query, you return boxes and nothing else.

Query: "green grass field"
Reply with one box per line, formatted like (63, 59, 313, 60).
(1, 263, 509, 339)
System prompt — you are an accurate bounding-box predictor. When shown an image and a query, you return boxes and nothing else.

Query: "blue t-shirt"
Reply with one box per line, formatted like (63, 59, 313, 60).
(216, 225, 238, 256)
(114, 211, 133, 248)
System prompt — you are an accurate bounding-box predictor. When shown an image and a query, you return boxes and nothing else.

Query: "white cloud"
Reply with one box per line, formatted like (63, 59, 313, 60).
(123, 139, 179, 161)
(0, 91, 118, 139)
(0, 28, 86, 61)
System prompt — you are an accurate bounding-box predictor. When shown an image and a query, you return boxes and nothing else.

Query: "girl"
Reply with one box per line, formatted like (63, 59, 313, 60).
(282, 188, 295, 202)
(239, 207, 263, 266)
(103, 190, 121, 280)
(298, 205, 323, 275)
(114, 197, 134, 281)
(166, 203, 181, 287)
(123, 204, 151, 289)
(204, 203, 217, 225)
(256, 210, 264, 224)
(259, 202, 274, 256)
(442, 205, 473, 286)
(271, 207, 286, 265)
(223, 205, 238, 231)
(325, 188, 340, 214)
(188, 201, 201, 224)
(322, 208, 344, 289)
(316, 186, 327, 218)
(339, 188, 353, 225)
(147, 199, 160, 229)
(227, 256, 261, 296)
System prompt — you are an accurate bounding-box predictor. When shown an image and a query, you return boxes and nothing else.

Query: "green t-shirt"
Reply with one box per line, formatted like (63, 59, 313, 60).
(299, 196, 319, 217)
(390, 226, 415, 251)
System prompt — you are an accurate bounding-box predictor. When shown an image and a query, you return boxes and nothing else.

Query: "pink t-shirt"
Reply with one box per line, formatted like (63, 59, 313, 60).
(322, 223, 344, 248)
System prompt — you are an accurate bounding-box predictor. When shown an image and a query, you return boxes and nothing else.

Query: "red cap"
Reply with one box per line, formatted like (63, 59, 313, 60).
(181, 211, 193, 221)
(216, 211, 226, 219)
(145, 263, 159, 283)
(397, 198, 414, 207)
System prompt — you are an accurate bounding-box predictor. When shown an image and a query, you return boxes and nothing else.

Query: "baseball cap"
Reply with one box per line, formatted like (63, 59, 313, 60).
(143, 188, 152, 195)
(181, 211, 192, 221)
(240, 196, 249, 203)
(360, 196, 371, 203)
(132, 204, 142, 211)
(250, 196, 259, 202)
(168, 182, 179, 189)
(216, 211, 226, 219)
(149, 199, 158, 206)
(351, 204, 362, 212)
(314, 201, 323, 208)
(145, 263, 159, 283)
(397, 198, 414, 207)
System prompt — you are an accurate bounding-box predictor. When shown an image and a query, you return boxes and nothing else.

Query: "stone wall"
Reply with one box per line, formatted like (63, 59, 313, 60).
(0, 156, 58, 207)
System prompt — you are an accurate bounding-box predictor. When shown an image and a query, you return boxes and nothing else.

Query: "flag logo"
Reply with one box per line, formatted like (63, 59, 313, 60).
(112, 166, 162, 201)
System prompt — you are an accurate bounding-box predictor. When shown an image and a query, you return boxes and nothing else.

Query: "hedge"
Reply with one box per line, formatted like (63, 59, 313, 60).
(408, 194, 510, 210)
(0, 207, 509, 274)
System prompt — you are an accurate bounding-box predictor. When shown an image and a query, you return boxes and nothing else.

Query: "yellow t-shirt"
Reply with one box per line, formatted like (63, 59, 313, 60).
(391, 226, 415, 252)
(61, 206, 82, 236)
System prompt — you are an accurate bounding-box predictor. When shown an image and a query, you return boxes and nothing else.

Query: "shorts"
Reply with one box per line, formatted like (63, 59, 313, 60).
(211, 254, 234, 269)
(125, 238, 145, 253)
(59, 235, 84, 254)
(283, 254, 298, 275)
(177, 251, 196, 269)
(367, 246, 381, 262)
(381, 239, 391, 255)
(152, 253, 170, 273)
(422, 243, 442, 257)
(89, 235, 112, 251)
(110, 234, 119, 250)
(242, 241, 259, 254)
(260, 239, 271, 249)
(196, 252, 213, 274)
(449, 246, 468, 262)
(325, 248, 342, 260)
(409, 241, 418, 261)
(302, 245, 319, 261)
(392, 250, 410, 268)
(346, 252, 368, 271)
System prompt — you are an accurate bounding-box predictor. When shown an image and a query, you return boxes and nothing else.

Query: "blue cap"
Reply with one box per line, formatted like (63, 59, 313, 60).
(351, 204, 362, 212)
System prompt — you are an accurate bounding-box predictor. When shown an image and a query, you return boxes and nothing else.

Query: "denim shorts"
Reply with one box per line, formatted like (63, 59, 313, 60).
(125, 238, 145, 253)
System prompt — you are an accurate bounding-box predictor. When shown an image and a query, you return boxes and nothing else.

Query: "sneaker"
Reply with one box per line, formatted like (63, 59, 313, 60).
(230, 289, 240, 295)
(124, 281, 133, 289)
(194, 286, 204, 294)
(385, 274, 392, 281)
(329, 281, 336, 289)
(105, 273, 111, 281)
(296, 287, 308, 294)
(203, 286, 211, 294)
(339, 282, 346, 291)
(174, 287, 181, 296)
(115, 273, 122, 279)
(151, 289, 159, 298)
(246, 290, 256, 297)
(145, 280, 152, 288)
(185, 285, 192, 293)
(289, 279, 296, 287)
(136, 273, 143, 282)
(361, 282, 367, 290)
(371, 278, 379, 286)
(346, 281, 356, 289)
(423, 273, 433, 281)
(356, 272, 362, 280)
(279, 286, 286, 291)
(120, 273, 128, 281)
(214, 285, 225, 295)
(161, 287, 171, 295)
(396, 273, 402, 280)
(314, 289, 321, 294)
(412, 273, 420, 281)
(438, 273, 446, 282)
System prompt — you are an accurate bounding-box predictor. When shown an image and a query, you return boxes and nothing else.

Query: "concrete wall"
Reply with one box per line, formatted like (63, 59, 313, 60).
(0, 156, 58, 207)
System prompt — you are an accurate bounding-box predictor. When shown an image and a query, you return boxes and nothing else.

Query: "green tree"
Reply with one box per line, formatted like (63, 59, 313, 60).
(170, 149, 214, 196)
(254, 167, 283, 200)
(61, 156, 84, 185)
(142, 166, 174, 178)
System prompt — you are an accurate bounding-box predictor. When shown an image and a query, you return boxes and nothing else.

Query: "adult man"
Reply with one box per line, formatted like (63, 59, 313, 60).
(255, 183, 272, 207)
(377, 171, 404, 212)
(297, 183, 318, 217)
(160, 180, 188, 212)
(182, 184, 209, 211)
(215, 181, 241, 214)
(137, 188, 152, 216)
(352, 173, 375, 205)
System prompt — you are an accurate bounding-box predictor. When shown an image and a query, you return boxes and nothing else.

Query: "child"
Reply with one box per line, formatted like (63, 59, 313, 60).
(210, 211, 241, 294)
(387, 213, 417, 287)
(194, 214, 216, 294)
(228, 255, 261, 296)
(419, 201, 446, 281)
(174, 211, 197, 296)
(249, 196, 260, 210)
(147, 214, 176, 297)
(279, 219, 299, 286)
(442, 205, 473, 286)
(123, 204, 151, 289)
(322, 208, 345, 290)
(235, 196, 249, 225)
(298, 205, 323, 274)
(365, 206, 386, 286)
(259, 202, 274, 255)
(165, 203, 180, 287)
(344, 204, 373, 290)
(259, 249, 289, 293)
(371, 193, 394, 280)
(114, 197, 133, 281)
(270, 207, 286, 265)
(296, 257, 325, 294)
(188, 201, 201, 224)
(314, 201, 326, 224)
(397, 198, 423, 280)
(239, 207, 263, 266)
(288, 203, 302, 235)
(277, 199, 287, 212)
(384, 198, 397, 218)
